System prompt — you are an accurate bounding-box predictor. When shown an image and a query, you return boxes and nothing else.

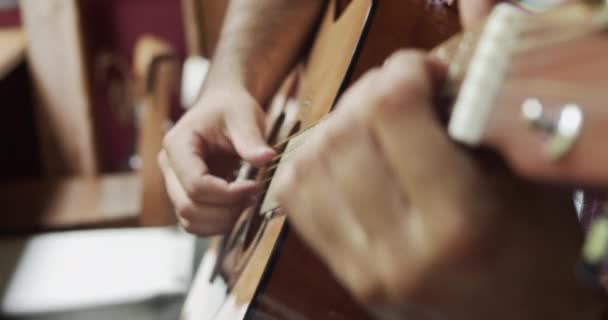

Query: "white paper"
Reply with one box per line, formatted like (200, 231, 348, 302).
(0, 227, 196, 316)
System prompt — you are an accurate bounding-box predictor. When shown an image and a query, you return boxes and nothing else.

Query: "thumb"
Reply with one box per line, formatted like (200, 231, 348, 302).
(225, 102, 276, 166)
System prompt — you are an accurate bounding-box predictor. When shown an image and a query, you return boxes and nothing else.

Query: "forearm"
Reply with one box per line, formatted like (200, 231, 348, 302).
(205, 0, 325, 105)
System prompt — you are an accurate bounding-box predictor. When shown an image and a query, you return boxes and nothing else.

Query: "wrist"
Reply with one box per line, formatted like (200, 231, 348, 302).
(204, 57, 274, 107)
(203, 74, 271, 110)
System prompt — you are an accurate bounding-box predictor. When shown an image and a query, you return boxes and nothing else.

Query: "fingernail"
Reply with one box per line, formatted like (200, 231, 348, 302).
(232, 179, 257, 190)
(258, 146, 276, 156)
(248, 193, 260, 205)
(250, 147, 276, 164)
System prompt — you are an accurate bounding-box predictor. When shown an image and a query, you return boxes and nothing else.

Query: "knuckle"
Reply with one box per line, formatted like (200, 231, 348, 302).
(275, 164, 299, 200)
(385, 49, 425, 67)
(394, 72, 427, 98)
(157, 151, 167, 169)
(377, 51, 430, 103)
(350, 279, 383, 304)
(321, 122, 350, 151)
(359, 67, 382, 85)
(335, 260, 384, 304)
(276, 169, 296, 193)
(388, 71, 425, 98)
(162, 130, 177, 151)
(291, 155, 312, 180)
(157, 152, 163, 166)
(334, 68, 380, 115)
(438, 210, 483, 260)
(183, 180, 203, 201)
(377, 277, 401, 304)
(175, 201, 196, 221)
(183, 223, 201, 236)
(373, 246, 415, 303)
(367, 95, 400, 124)
(178, 206, 237, 237)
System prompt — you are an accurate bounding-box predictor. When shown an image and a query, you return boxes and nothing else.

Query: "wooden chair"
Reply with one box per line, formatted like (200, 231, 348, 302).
(0, 28, 25, 80)
(0, 0, 176, 233)
(182, 0, 229, 58)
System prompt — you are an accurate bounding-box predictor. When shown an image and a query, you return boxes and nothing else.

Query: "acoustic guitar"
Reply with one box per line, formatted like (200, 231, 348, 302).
(181, 1, 460, 319)
(183, 0, 608, 319)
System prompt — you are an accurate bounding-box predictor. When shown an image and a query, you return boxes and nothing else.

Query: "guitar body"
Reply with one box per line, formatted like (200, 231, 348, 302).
(181, 1, 460, 319)
(249, 3, 460, 318)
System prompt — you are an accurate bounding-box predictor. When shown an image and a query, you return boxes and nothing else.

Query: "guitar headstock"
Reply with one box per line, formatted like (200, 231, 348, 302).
(437, 1, 608, 147)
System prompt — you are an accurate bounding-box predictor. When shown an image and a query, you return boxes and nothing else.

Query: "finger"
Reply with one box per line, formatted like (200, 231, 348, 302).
(322, 122, 428, 303)
(323, 120, 407, 241)
(275, 157, 381, 299)
(460, 0, 499, 30)
(225, 101, 276, 166)
(162, 130, 257, 204)
(327, 62, 461, 302)
(159, 151, 244, 235)
(483, 94, 608, 184)
(160, 148, 255, 206)
(177, 203, 243, 236)
(177, 201, 244, 229)
(160, 150, 246, 220)
(369, 52, 475, 216)
(274, 146, 370, 261)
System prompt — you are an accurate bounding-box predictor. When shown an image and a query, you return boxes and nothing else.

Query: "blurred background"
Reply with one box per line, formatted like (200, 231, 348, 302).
(0, 0, 228, 319)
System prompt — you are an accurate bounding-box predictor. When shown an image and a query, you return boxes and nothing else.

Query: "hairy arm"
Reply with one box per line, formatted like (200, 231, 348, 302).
(206, 0, 325, 105)
(161, 0, 325, 236)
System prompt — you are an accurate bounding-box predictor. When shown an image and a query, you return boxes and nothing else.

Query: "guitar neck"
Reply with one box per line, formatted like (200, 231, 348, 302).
(435, 1, 608, 147)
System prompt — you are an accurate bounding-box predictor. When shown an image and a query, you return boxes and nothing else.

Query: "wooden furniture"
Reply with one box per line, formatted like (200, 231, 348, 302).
(133, 36, 176, 227)
(182, 0, 229, 58)
(0, 34, 177, 233)
(0, 27, 38, 179)
(20, 0, 98, 177)
(0, 28, 25, 79)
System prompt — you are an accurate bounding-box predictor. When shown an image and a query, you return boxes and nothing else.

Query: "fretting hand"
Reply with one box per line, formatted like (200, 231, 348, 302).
(274, 51, 605, 319)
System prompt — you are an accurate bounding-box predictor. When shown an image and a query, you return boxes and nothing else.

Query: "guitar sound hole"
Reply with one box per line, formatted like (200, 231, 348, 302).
(213, 68, 303, 288)
(218, 113, 291, 287)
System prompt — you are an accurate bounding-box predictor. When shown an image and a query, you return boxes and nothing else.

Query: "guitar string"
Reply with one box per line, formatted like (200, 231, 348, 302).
(239, 7, 608, 211)
(218, 4, 608, 290)
(232, 118, 325, 219)
(260, 5, 603, 158)
(245, 72, 597, 206)
(223, 5, 608, 265)
(248, 89, 602, 206)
